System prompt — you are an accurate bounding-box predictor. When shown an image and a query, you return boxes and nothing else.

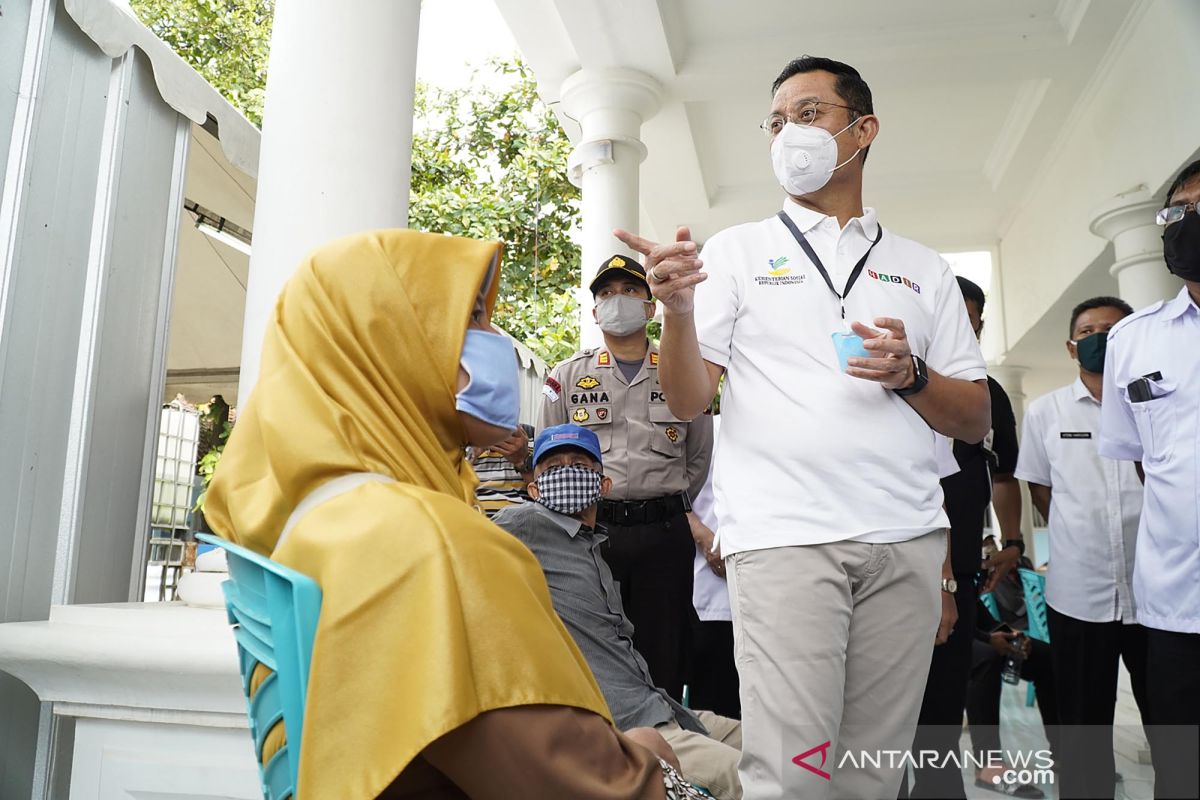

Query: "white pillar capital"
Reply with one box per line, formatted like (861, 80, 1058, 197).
(1089, 192, 1162, 258)
(1089, 191, 1181, 310)
(560, 68, 663, 141)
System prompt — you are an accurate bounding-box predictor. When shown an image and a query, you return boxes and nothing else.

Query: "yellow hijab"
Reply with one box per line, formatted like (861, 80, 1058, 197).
(204, 229, 496, 551)
(203, 230, 611, 799)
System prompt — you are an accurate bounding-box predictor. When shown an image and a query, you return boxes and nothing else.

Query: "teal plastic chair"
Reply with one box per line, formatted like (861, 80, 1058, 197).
(979, 590, 1001, 620)
(1018, 568, 1049, 643)
(197, 533, 322, 800)
(1017, 568, 1050, 707)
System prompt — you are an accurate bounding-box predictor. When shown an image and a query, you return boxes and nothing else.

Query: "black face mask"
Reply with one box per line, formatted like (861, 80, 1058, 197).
(1163, 211, 1200, 282)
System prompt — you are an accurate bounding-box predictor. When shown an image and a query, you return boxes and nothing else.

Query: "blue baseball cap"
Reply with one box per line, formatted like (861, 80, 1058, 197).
(533, 424, 604, 467)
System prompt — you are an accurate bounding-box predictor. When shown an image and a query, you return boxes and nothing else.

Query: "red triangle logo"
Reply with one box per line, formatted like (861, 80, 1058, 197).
(792, 740, 832, 780)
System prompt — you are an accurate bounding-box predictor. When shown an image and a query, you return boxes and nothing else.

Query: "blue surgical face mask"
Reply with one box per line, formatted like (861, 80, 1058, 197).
(456, 329, 520, 430)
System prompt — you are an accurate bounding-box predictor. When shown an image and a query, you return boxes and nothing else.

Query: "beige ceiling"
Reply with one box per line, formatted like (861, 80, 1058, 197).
(498, 0, 1137, 252)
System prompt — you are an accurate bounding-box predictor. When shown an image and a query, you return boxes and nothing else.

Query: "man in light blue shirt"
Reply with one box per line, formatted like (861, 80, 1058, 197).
(1099, 159, 1200, 800)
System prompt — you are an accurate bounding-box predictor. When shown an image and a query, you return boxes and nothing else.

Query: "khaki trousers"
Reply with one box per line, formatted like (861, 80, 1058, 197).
(727, 532, 944, 800)
(658, 709, 743, 799)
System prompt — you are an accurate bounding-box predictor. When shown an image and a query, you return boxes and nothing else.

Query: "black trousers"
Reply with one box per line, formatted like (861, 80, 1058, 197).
(966, 636, 1059, 761)
(1046, 604, 1153, 799)
(906, 571, 978, 799)
(686, 619, 740, 719)
(600, 511, 694, 702)
(1146, 628, 1200, 800)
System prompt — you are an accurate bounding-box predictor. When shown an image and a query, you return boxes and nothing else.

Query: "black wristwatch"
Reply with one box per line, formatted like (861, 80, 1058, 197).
(1004, 538, 1026, 556)
(893, 355, 929, 397)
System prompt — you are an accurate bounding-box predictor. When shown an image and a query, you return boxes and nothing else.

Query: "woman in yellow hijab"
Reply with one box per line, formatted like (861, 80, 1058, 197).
(203, 230, 705, 799)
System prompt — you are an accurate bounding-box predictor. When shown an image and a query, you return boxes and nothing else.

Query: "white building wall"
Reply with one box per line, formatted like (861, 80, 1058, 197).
(0, 3, 198, 795)
(998, 0, 1200, 350)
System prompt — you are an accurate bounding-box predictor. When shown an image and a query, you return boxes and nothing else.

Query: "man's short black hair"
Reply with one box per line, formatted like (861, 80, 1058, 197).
(1068, 296, 1134, 337)
(956, 276, 986, 315)
(771, 56, 874, 163)
(1165, 159, 1200, 207)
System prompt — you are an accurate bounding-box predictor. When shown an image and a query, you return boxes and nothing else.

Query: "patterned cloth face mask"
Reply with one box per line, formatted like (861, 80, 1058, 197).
(533, 464, 603, 515)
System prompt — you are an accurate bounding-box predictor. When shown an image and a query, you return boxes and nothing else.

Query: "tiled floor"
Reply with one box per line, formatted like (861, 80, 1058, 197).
(960, 661, 1154, 800)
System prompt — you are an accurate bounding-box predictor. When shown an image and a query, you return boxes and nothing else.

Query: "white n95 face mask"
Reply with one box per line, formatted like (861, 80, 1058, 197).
(770, 120, 861, 196)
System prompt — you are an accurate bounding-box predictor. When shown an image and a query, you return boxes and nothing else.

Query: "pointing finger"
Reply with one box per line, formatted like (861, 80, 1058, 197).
(613, 228, 657, 256)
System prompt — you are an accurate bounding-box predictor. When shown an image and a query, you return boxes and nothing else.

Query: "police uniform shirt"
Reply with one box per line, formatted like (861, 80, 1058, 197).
(1017, 379, 1143, 624)
(692, 198, 987, 557)
(538, 343, 713, 502)
(1099, 287, 1200, 634)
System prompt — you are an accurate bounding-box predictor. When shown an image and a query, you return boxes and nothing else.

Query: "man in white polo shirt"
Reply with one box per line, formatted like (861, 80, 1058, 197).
(1099, 160, 1200, 800)
(617, 55, 989, 799)
(1016, 295, 1148, 799)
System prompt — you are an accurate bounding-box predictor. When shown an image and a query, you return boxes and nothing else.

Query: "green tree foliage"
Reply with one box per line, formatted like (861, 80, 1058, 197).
(129, 0, 273, 126)
(408, 59, 581, 364)
(127, 1, 582, 363)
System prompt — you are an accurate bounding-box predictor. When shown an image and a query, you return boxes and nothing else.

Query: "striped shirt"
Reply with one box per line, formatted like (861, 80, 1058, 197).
(471, 448, 530, 517)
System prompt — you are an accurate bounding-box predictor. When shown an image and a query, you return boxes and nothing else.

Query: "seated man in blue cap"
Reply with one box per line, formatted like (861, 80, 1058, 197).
(494, 424, 742, 800)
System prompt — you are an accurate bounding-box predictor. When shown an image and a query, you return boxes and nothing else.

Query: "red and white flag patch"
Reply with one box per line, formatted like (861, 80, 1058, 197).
(543, 376, 562, 403)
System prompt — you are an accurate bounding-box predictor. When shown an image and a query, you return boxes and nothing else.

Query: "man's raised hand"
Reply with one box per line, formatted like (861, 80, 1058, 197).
(613, 226, 707, 315)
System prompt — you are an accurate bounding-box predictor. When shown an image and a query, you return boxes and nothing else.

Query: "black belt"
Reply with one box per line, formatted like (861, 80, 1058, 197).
(597, 493, 691, 527)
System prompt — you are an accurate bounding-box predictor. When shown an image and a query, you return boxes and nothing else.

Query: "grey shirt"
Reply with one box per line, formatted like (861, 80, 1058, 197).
(494, 501, 707, 734)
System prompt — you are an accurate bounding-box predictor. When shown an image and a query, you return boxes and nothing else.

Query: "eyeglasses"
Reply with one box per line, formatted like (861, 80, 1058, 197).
(1156, 202, 1198, 227)
(760, 101, 863, 136)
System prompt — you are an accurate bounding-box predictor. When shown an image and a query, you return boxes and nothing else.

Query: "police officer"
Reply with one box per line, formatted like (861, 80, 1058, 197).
(540, 254, 714, 701)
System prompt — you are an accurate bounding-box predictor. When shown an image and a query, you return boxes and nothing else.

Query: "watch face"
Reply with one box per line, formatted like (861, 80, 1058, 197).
(943, 578, 958, 593)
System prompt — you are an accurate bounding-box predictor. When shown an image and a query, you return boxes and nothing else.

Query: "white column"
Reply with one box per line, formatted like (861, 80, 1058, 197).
(1090, 192, 1182, 313)
(561, 69, 662, 349)
(238, 1, 423, 399)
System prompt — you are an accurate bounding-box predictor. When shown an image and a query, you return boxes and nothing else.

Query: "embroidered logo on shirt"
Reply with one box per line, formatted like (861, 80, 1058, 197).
(1060, 431, 1092, 439)
(598, 351, 611, 366)
(572, 407, 590, 423)
(649, 352, 659, 366)
(867, 269, 921, 294)
(665, 426, 679, 443)
(767, 255, 792, 276)
(596, 407, 609, 421)
(754, 262, 808, 287)
(576, 375, 600, 390)
(542, 377, 562, 403)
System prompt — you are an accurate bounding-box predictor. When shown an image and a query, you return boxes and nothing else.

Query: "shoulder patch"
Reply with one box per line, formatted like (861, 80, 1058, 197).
(543, 376, 562, 403)
(598, 351, 611, 366)
(560, 349, 595, 365)
(649, 351, 659, 367)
